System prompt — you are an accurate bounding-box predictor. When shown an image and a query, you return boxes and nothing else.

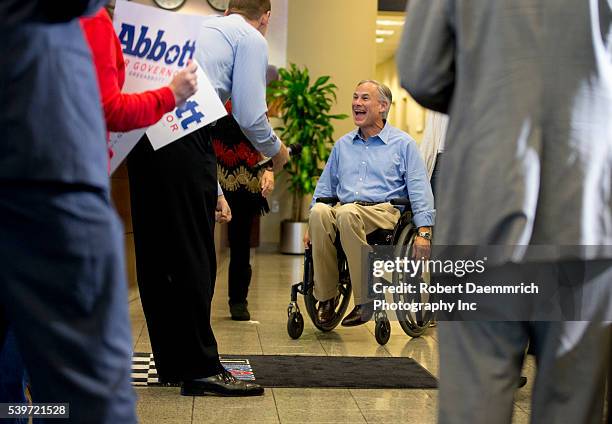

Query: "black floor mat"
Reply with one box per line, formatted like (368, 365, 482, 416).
(132, 353, 438, 389)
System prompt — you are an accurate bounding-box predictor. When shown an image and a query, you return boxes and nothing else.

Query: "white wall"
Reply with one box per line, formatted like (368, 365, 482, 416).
(285, 0, 378, 139)
(375, 56, 426, 143)
(267, 0, 288, 67)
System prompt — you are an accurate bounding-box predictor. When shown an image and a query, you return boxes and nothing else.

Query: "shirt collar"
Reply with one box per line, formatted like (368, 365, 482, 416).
(352, 120, 390, 144)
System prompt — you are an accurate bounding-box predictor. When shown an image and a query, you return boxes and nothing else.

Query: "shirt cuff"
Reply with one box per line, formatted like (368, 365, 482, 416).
(412, 209, 436, 228)
(217, 183, 223, 196)
(258, 132, 282, 158)
(160, 86, 176, 111)
(309, 198, 315, 210)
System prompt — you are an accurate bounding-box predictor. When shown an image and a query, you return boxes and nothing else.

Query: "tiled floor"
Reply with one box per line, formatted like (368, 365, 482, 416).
(129, 250, 535, 423)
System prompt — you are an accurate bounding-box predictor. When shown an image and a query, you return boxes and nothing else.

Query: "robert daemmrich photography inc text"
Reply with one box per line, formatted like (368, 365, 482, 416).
(363, 245, 611, 322)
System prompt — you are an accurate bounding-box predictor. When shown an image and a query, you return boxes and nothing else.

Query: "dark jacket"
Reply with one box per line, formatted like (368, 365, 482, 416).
(398, 0, 612, 262)
(0, 0, 109, 188)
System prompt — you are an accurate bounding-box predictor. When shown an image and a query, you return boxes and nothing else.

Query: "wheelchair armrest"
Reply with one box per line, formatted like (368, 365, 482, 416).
(390, 198, 411, 208)
(315, 197, 339, 205)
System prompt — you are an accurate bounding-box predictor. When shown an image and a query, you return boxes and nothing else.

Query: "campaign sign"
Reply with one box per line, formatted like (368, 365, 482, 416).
(109, 1, 226, 172)
(109, 128, 146, 174)
(146, 64, 227, 150)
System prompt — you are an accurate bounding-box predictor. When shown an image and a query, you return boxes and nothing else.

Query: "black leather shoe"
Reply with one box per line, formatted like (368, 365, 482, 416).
(180, 369, 264, 397)
(317, 297, 337, 324)
(230, 302, 250, 321)
(341, 302, 374, 327)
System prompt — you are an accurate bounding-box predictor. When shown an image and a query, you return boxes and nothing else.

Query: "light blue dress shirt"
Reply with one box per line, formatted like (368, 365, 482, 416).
(312, 122, 435, 228)
(196, 14, 281, 158)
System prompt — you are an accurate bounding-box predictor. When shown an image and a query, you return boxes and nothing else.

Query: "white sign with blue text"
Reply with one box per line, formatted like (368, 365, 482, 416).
(146, 63, 226, 151)
(109, 1, 227, 172)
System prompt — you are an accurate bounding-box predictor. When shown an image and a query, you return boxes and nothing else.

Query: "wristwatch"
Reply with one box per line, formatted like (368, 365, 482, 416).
(417, 231, 432, 241)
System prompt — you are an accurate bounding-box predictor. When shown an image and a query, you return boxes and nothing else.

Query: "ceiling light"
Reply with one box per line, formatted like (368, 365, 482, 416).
(376, 29, 395, 36)
(376, 19, 404, 27)
(376, 38, 385, 44)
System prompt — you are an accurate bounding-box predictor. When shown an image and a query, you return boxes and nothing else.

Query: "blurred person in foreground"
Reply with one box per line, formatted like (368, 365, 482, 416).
(398, 1, 612, 423)
(0, 1, 137, 422)
(0, 2, 199, 414)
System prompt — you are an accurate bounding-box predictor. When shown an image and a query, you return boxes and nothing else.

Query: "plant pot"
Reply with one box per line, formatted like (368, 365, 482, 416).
(280, 220, 308, 255)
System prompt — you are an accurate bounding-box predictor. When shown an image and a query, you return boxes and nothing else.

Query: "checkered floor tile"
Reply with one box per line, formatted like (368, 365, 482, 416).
(131, 353, 255, 386)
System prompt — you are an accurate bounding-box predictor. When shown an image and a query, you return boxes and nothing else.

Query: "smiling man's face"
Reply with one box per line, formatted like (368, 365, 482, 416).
(352, 82, 386, 132)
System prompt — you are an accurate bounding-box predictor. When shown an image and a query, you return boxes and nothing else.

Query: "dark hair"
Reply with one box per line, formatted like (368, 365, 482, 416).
(227, 0, 271, 21)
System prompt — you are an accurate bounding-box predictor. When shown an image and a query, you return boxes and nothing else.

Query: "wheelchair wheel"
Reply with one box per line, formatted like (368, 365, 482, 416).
(374, 314, 391, 345)
(287, 311, 304, 339)
(304, 255, 352, 332)
(392, 223, 435, 338)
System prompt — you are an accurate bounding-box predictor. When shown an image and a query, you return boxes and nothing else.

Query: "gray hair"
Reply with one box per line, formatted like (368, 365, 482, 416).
(357, 79, 393, 120)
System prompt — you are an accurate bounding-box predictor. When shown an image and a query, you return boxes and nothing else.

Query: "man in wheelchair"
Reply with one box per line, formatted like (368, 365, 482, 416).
(304, 80, 435, 327)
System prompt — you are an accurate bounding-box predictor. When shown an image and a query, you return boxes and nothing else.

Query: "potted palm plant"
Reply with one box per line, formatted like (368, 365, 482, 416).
(268, 64, 347, 254)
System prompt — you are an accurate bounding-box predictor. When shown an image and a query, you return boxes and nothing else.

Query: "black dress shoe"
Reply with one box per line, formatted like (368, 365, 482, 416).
(341, 302, 374, 327)
(230, 302, 251, 321)
(317, 297, 337, 324)
(180, 369, 264, 397)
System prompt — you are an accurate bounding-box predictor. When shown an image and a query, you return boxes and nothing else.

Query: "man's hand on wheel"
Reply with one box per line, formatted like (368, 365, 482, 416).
(412, 236, 431, 260)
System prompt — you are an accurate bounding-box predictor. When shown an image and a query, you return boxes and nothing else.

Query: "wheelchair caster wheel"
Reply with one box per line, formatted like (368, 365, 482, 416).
(375, 318, 391, 345)
(287, 311, 304, 339)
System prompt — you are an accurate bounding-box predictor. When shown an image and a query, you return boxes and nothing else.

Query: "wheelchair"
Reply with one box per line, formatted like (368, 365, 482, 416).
(286, 197, 435, 345)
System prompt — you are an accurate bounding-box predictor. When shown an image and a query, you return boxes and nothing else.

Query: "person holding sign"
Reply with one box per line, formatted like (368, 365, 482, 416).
(127, 0, 288, 397)
(80, 6, 199, 159)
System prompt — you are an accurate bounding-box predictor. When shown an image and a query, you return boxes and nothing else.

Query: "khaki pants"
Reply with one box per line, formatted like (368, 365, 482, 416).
(308, 202, 400, 305)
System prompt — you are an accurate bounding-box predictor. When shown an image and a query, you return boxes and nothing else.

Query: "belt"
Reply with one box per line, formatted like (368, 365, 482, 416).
(343, 201, 382, 207)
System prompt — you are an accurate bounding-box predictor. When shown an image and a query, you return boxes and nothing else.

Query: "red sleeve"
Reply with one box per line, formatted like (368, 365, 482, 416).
(80, 9, 176, 133)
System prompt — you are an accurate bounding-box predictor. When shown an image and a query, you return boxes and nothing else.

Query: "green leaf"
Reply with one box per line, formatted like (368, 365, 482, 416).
(312, 75, 331, 89)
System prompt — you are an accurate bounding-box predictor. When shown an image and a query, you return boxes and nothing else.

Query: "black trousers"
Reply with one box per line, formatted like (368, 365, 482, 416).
(128, 129, 222, 380)
(224, 191, 257, 305)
